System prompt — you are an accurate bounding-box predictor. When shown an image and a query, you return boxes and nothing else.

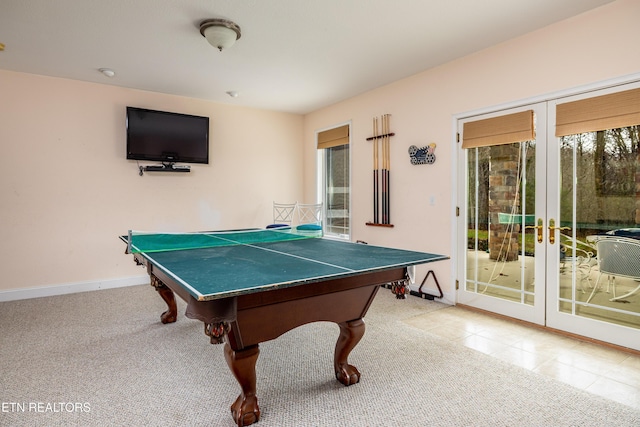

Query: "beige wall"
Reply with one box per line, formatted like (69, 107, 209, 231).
(303, 0, 640, 301)
(0, 71, 303, 294)
(3, 0, 639, 300)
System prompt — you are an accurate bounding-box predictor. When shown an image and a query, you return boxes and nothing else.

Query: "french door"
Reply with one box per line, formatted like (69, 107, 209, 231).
(457, 86, 640, 350)
(457, 103, 548, 326)
(545, 84, 640, 349)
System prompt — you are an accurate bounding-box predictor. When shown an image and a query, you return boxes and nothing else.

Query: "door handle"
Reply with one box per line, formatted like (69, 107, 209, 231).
(525, 218, 544, 244)
(548, 219, 570, 244)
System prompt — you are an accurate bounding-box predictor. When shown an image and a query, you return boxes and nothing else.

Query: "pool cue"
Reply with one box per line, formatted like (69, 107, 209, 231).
(380, 115, 387, 224)
(385, 114, 391, 224)
(382, 114, 389, 224)
(373, 117, 379, 224)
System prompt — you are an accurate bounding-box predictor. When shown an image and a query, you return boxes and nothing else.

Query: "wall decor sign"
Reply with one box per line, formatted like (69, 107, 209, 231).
(408, 143, 436, 165)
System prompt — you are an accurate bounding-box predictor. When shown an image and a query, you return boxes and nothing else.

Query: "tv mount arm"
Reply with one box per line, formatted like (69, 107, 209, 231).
(137, 162, 190, 176)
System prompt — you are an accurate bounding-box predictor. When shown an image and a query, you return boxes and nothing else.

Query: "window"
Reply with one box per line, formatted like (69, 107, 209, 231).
(317, 124, 350, 239)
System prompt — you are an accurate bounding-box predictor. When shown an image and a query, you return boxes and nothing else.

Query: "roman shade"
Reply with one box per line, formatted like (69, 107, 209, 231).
(556, 87, 640, 137)
(462, 110, 534, 149)
(317, 125, 349, 149)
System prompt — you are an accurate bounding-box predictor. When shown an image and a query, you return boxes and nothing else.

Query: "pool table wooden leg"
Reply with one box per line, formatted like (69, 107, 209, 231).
(334, 318, 365, 386)
(150, 275, 177, 324)
(224, 343, 261, 426)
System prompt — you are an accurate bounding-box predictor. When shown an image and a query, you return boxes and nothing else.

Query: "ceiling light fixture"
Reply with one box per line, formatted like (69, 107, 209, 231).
(226, 91, 239, 98)
(200, 19, 241, 51)
(99, 68, 115, 78)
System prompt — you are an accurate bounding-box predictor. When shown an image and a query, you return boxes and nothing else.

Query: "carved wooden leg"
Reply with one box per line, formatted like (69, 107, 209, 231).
(150, 276, 177, 324)
(224, 343, 260, 427)
(334, 318, 365, 386)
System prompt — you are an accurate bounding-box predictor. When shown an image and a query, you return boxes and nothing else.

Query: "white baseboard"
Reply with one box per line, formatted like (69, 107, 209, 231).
(382, 283, 454, 305)
(0, 275, 149, 302)
(409, 286, 455, 305)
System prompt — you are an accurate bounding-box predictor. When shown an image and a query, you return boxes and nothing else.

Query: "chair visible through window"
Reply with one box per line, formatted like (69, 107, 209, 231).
(586, 237, 640, 304)
(559, 233, 596, 294)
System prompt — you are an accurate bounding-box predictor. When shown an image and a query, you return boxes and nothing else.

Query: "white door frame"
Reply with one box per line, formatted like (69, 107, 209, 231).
(545, 82, 640, 350)
(452, 74, 640, 351)
(455, 103, 547, 325)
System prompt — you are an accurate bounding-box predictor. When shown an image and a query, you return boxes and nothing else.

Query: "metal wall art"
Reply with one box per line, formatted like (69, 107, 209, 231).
(408, 143, 436, 165)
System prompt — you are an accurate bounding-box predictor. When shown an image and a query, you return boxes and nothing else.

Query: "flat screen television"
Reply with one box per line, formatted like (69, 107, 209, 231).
(126, 107, 210, 164)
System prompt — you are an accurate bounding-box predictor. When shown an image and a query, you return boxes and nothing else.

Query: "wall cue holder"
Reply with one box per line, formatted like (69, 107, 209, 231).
(365, 222, 394, 228)
(366, 114, 394, 227)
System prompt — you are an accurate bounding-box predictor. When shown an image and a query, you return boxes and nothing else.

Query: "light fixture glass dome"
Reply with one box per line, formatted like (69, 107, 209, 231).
(200, 19, 241, 52)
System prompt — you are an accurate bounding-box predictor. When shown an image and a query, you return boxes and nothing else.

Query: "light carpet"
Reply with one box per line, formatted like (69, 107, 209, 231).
(1, 285, 638, 426)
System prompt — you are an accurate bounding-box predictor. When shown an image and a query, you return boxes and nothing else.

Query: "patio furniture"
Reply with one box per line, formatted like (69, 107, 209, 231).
(586, 237, 640, 304)
(559, 233, 596, 293)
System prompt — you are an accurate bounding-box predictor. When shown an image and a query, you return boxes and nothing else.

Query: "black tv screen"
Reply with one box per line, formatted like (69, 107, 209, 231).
(126, 107, 209, 164)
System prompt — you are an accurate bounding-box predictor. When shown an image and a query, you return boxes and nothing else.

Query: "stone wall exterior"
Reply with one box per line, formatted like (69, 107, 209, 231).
(489, 145, 520, 261)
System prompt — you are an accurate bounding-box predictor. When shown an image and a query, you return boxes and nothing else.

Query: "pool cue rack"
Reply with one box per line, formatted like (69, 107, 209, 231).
(366, 114, 394, 228)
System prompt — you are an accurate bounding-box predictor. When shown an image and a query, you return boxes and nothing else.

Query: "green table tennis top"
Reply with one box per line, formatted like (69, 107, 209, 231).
(122, 230, 447, 301)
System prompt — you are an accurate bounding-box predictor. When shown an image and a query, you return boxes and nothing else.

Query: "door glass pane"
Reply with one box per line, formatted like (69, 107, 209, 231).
(466, 140, 536, 305)
(325, 144, 349, 236)
(559, 126, 640, 330)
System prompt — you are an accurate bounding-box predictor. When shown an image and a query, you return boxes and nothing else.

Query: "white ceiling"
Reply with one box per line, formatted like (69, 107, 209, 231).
(0, 0, 614, 114)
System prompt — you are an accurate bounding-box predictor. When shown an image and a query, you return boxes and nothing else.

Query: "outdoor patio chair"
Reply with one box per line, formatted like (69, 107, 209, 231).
(586, 237, 640, 304)
(559, 233, 596, 293)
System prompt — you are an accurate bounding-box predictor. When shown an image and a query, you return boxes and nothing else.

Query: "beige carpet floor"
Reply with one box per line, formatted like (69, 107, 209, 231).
(1, 284, 639, 426)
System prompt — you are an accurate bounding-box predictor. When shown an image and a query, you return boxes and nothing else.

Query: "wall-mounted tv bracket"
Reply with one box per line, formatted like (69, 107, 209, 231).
(138, 162, 191, 176)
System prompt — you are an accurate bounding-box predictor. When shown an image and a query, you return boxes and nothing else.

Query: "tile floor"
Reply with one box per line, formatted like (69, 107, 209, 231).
(403, 306, 640, 410)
